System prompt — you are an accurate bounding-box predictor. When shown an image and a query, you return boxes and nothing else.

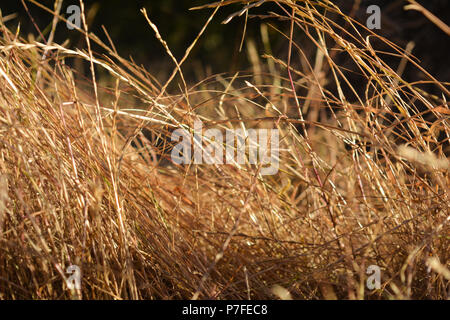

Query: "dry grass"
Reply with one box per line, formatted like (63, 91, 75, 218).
(0, 0, 448, 299)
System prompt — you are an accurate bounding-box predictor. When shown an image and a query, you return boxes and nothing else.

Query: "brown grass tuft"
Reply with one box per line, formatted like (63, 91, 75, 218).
(0, 0, 448, 299)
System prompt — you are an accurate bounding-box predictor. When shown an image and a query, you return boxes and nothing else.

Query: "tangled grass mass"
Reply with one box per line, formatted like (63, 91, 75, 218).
(0, 0, 448, 299)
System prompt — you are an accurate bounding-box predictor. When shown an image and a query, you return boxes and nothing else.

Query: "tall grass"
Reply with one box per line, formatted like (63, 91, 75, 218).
(0, 0, 448, 299)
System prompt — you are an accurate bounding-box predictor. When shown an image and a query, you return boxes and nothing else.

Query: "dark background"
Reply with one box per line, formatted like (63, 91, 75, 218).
(0, 0, 280, 80)
(1, 0, 449, 84)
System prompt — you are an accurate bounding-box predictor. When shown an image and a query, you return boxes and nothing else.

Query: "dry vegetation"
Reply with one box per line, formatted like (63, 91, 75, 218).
(0, 0, 449, 299)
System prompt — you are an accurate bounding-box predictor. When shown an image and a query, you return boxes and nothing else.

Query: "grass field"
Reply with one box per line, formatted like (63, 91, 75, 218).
(0, 0, 448, 299)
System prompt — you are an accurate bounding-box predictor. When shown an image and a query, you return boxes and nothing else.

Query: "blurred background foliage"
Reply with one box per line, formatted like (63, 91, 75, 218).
(1, 0, 449, 86)
(1, 0, 284, 81)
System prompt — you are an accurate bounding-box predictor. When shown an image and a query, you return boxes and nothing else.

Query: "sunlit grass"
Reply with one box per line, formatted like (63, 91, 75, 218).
(0, 0, 448, 299)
